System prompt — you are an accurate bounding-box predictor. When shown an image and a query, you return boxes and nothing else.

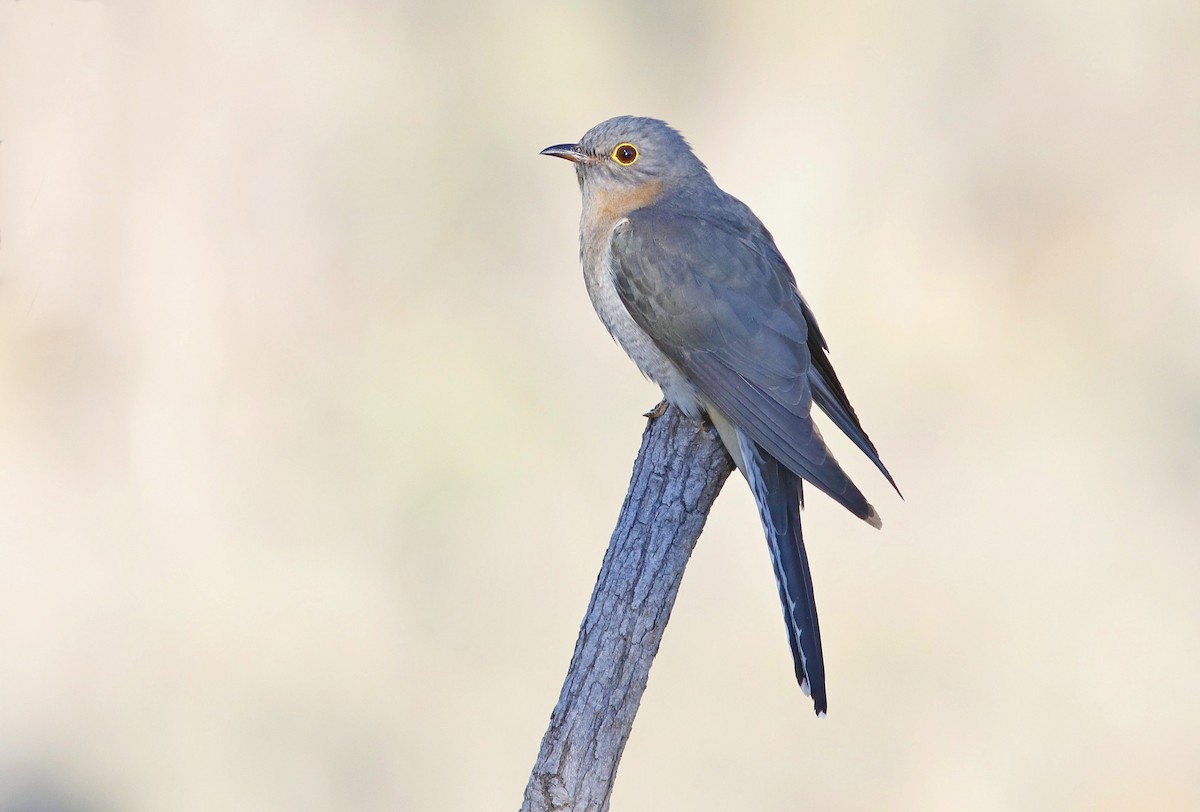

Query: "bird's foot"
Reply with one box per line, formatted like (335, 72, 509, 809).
(643, 399, 669, 420)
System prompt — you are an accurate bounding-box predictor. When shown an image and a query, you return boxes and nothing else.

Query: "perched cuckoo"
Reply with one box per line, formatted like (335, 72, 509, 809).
(541, 116, 898, 715)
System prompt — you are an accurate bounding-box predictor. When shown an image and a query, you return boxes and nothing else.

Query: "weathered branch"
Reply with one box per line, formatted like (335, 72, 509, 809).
(520, 404, 735, 812)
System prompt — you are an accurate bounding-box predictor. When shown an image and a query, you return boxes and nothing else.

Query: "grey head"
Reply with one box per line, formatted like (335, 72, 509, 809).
(540, 116, 711, 196)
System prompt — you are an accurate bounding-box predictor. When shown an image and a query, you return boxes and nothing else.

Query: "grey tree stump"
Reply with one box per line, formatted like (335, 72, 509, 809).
(520, 404, 736, 812)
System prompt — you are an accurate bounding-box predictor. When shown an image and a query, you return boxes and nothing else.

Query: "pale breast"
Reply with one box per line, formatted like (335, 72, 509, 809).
(579, 216, 702, 418)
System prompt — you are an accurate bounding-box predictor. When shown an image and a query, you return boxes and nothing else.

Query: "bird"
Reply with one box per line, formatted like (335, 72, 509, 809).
(540, 116, 898, 716)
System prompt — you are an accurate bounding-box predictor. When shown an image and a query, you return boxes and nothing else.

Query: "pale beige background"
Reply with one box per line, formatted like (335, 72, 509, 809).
(2, 2, 1198, 810)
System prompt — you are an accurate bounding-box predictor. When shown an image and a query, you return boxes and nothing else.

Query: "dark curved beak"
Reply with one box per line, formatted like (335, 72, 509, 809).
(540, 143, 585, 163)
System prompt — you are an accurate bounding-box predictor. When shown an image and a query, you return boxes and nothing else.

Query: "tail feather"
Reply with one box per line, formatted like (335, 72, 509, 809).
(736, 428, 827, 716)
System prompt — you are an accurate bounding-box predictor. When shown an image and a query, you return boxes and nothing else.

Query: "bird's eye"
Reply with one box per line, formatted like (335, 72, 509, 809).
(612, 143, 638, 166)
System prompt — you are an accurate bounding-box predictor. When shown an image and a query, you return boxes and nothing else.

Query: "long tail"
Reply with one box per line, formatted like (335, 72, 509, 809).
(736, 429, 827, 716)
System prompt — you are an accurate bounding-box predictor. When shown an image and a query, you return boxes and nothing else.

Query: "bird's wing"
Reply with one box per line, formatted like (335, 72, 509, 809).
(610, 206, 881, 524)
(798, 296, 900, 493)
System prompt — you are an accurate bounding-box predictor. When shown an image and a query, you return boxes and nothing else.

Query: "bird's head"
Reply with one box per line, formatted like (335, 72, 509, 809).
(540, 116, 708, 199)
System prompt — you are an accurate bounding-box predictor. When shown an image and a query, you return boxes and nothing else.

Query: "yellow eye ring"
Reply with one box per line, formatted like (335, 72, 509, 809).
(612, 143, 638, 166)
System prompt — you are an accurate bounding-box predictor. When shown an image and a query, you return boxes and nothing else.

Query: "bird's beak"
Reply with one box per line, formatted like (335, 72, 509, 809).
(540, 143, 586, 163)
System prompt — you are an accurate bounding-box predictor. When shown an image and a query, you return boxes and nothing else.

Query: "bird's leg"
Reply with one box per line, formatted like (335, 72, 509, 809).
(643, 399, 669, 420)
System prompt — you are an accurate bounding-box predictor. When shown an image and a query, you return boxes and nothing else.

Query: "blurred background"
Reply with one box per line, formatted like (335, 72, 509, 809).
(1, 1, 1198, 810)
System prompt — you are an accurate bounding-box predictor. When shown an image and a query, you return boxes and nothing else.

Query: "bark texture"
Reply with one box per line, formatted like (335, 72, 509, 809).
(520, 405, 735, 812)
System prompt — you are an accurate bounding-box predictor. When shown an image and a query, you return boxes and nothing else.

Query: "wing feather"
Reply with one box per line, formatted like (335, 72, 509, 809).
(611, 207, 888, 523)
